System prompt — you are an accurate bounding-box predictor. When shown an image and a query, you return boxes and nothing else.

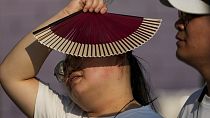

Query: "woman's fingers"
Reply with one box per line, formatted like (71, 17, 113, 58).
(82, 0, 107, 13)
(59, 0, 107, 18)
(89, 0, 99, 12)
(100, 5, 107, 14)
(94, 0, 104, 13)
(83, 0, 93, 12)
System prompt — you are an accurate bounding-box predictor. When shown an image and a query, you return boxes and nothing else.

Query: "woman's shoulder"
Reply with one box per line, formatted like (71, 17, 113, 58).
(35, 81, 84, 118)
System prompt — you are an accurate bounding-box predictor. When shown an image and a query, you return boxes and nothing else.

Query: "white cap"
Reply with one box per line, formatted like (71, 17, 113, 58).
(160, 0, 210, 14)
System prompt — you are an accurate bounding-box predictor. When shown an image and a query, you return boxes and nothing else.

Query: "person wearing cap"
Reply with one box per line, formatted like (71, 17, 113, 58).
(0, 0, 163, 117)
(160, 0, 210, 117)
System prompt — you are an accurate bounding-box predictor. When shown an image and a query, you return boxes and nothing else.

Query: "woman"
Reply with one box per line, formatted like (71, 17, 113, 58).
(0, 0, 162, 117)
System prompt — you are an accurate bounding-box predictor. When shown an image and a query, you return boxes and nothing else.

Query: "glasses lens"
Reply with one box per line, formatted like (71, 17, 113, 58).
(54, 60, 65, 82)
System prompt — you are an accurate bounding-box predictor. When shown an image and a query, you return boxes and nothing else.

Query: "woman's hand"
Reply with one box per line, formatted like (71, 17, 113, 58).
(62, 0, 107, 16)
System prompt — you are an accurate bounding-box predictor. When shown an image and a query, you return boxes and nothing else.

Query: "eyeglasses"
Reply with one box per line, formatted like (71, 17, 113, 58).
(54, 58, 84, 83)
(178, 11, 205, 27)
(54, 60, 66, 83)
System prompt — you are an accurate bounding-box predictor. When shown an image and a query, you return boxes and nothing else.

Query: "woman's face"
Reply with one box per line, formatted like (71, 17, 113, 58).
(64, 55, 129, 109)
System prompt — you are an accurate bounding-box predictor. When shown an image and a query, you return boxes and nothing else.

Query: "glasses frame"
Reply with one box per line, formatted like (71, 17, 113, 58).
(178, 11, 208, 28)
(54, 60, 65, 83)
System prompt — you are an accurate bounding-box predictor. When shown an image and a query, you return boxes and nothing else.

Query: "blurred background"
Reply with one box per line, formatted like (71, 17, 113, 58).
(0, 0, 202, 118)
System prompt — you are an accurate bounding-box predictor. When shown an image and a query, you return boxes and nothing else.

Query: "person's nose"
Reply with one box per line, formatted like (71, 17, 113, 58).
(175, 19, 185, 31)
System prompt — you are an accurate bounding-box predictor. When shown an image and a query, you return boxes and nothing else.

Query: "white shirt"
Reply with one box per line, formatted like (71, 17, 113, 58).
(34, 82, 163, 118)
(179, 86, 210, 118)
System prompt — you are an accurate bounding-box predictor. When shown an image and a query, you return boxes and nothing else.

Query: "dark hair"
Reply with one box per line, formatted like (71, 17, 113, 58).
(127, 52, 156, 110)
(202, 0, 210, 5)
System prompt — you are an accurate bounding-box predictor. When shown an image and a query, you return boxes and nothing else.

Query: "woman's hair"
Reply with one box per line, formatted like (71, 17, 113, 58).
(127, 51, 156, 110)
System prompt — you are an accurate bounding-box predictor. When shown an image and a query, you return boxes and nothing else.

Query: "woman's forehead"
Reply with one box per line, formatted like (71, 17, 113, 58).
(65, 54, 128, 65)
(64, 54, 129, 69)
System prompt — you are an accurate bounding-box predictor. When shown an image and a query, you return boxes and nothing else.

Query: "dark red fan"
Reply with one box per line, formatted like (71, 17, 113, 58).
(33, 11, 162, 57)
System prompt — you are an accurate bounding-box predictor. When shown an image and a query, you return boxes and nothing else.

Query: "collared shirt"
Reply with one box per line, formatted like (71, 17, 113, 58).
(178, 86, 210, 118)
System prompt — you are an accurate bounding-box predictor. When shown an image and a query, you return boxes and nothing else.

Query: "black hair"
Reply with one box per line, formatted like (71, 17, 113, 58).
(202, 0, 210, 5)
(127, 51, 156, 110)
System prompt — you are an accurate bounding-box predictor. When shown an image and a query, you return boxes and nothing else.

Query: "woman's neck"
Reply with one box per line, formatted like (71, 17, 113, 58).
(86, 97, 141, 117)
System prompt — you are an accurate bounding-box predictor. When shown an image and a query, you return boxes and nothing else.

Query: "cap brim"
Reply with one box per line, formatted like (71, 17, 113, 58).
(160, 0, 210, 14)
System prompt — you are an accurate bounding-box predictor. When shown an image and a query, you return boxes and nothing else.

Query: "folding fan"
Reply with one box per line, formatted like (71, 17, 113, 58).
(33, 11, 162, 57)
